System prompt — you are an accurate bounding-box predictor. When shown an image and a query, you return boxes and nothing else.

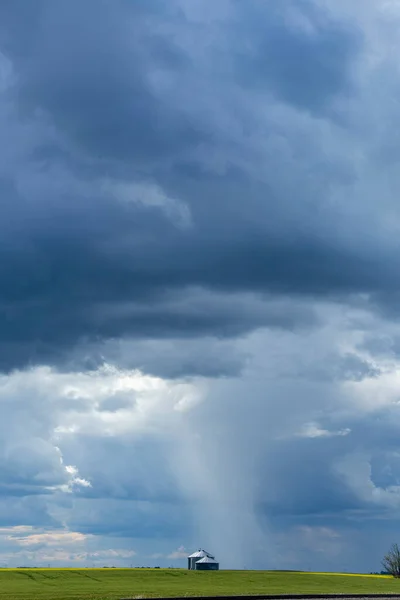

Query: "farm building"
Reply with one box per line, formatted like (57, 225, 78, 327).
(187, 549, 219, 570)
(195, 556, 219, 571)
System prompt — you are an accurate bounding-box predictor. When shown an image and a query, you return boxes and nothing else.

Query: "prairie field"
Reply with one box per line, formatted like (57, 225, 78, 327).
(1, 568, 400, 600)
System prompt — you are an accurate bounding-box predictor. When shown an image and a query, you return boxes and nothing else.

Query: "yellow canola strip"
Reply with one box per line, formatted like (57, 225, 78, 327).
(304, 573, 390, 578)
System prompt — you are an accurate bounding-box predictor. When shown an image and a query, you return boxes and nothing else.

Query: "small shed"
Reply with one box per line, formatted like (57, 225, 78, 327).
(194, 556, 219, 571)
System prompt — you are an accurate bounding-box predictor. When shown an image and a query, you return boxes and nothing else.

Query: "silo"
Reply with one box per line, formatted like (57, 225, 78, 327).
(187, 549, 214, 570)
(194, 556, 219, 571)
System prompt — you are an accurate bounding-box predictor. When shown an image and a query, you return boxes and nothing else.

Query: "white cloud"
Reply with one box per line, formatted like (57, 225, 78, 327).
(0, 526, 138, 566)
(90, 549, 136, 559)
(167, 546, 188, 559)
(9, 531, 87, 547)
(298, 422, 351, 439)
(335, 452, 400, 510)
(0, 526, 34, 535)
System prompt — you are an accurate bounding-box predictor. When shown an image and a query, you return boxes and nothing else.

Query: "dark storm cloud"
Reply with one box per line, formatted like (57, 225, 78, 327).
(257, 436, 360, 517)
(0, 496, 57, 528)
(68, 498, 191, 539)
(0, 163, 324, 371)
(232, 0, 361, 112)
(65, 337, 248, 379)
(0, 0, 394, 373)
(0, 0, 202, 164)
(251, 400, 400, 523)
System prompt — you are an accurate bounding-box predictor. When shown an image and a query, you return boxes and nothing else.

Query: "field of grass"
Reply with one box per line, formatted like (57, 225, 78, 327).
(1, 568, 400, 600)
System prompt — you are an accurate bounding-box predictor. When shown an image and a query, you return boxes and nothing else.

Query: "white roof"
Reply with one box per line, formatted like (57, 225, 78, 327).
(188, 549, 214, 558)
(196, 556, 218, 564)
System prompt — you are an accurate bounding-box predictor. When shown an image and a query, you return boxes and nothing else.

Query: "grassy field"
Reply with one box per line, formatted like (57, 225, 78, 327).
(1, 568, 400, 600)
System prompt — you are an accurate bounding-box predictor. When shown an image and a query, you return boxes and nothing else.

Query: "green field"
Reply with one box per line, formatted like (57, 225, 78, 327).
(1, 568, 400, 600)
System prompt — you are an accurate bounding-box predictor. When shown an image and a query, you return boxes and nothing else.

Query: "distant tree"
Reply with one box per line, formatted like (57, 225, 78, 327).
(382, 544, 400, 577)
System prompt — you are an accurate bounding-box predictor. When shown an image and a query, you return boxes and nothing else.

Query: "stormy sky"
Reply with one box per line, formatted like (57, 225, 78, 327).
(1, 0, 400, 571)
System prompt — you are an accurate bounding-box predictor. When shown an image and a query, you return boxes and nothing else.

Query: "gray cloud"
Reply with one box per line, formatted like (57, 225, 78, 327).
(232, 0, 362, 112)
(0, 0, 395, 373)
(1, 0, 400, 573)
(0, 496, 58, 529)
